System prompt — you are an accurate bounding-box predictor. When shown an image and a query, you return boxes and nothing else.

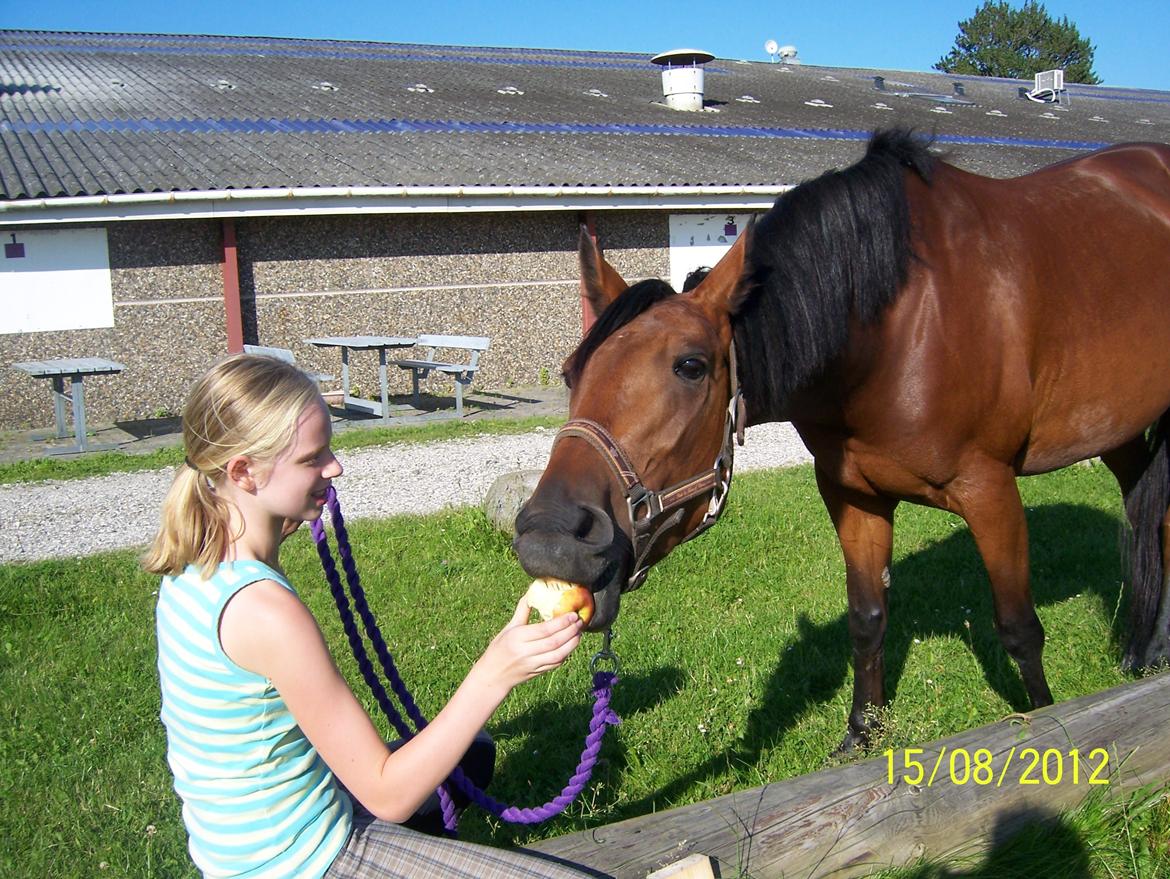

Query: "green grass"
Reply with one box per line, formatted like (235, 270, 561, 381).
(2, 461, 1167, 877)
(0, 414, 565, 485)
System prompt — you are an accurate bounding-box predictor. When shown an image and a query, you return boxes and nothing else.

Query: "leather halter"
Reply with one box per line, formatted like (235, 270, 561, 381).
(553, 341, 746, 593)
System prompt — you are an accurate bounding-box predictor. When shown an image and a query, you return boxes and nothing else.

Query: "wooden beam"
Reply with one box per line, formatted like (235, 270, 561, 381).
(528, 672, 1170, 878)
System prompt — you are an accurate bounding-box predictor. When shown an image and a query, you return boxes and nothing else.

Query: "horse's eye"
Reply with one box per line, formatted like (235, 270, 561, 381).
(674, 357, 708, 382)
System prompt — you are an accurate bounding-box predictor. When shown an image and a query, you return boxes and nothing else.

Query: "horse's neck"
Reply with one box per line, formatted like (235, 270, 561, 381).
(750, 383, 843, 429)
(739, 339, 855, 428)
(741, 282, 901, 428)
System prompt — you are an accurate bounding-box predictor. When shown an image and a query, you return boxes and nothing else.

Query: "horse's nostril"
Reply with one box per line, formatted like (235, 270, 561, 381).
(570, 502, 599, 539)
(577, 502, 615, 546)
(572, 509, 592, 540)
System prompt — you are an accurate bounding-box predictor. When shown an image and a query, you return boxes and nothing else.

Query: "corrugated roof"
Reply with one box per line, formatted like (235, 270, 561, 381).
(1, 30, 1167, 202)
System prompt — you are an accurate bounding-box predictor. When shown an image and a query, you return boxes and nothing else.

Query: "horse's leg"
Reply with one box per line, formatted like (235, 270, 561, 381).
(1101, 427, 1170, 669)
(960, 466, 1054, 709)
(816, 469, 896, 753)
(1145, 521, 1170, 666)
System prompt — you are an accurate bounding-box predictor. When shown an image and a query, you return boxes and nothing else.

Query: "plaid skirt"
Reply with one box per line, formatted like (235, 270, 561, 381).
(324, 734, 608, 878)
(324, 806, 609, 879)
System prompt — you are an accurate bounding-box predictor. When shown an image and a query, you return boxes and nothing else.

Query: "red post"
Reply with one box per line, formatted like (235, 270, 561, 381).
(221, 218, 244, 354)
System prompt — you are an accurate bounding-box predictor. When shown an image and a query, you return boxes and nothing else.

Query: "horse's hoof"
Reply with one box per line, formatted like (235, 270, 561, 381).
(831, 730, 867, 758)
(1122, 642, 1170, 672)
(1142, 650, 1170, 672)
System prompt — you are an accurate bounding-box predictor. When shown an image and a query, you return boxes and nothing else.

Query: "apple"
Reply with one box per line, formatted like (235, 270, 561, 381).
(525, 577, 595, 625)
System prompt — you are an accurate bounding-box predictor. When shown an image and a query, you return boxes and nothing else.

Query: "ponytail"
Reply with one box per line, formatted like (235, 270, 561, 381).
(141, 464, 237, 577)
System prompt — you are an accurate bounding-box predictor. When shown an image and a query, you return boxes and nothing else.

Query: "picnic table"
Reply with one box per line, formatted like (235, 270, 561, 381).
(11, 357, 125, 455)
(305, 336, 416, 424)
(393, 334, 491, 417)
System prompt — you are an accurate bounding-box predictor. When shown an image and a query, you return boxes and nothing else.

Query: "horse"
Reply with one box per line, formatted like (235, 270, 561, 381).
(513, 128, 1170, 752)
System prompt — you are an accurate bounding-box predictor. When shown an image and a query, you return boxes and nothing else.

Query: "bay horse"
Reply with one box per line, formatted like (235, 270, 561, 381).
(513, 128, 1170, 751)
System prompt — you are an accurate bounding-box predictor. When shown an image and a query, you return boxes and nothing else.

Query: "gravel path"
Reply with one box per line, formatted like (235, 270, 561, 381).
(1, 423, 811, 564)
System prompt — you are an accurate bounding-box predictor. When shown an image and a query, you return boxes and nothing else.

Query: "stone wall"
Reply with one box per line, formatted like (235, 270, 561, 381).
(0, 210, 667, 428)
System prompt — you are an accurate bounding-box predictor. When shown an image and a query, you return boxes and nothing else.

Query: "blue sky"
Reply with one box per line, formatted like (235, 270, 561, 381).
(6, 1, 1168, 91)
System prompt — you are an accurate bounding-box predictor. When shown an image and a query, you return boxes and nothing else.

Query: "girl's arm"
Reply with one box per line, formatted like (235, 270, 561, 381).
(220, 580, 582, 822)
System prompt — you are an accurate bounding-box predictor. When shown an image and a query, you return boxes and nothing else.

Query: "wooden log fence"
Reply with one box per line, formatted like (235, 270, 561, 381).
(529, 671, 1170, 878)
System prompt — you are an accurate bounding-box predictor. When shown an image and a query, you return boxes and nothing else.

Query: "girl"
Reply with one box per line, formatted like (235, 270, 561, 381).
(144, 354, 600, 878)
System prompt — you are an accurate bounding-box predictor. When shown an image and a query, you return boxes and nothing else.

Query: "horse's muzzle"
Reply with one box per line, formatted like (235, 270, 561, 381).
(512, 499, 631, 631)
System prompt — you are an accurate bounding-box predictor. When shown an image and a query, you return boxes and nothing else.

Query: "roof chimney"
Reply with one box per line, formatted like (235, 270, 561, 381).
(650, 48, 714, 112)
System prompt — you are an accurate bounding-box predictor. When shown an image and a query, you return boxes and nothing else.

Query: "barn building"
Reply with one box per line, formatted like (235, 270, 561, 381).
(1, 30, 1167, 429)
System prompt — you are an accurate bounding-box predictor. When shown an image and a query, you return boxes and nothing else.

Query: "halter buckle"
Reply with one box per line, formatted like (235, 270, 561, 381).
(705, 454, 732, 522)
(627, 484, 663, 525)
(703, 389, 741, 523)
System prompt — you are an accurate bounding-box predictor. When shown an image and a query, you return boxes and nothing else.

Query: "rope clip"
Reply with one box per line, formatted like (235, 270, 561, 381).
(590, 627, 620, 674)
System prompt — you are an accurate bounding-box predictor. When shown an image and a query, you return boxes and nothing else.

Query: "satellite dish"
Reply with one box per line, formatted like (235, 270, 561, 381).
(764, 39, 779, 62)
(779, 44, 799, 62)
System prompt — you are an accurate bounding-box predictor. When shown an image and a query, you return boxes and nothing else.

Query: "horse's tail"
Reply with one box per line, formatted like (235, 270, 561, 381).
(1122, 416, 1170, 670)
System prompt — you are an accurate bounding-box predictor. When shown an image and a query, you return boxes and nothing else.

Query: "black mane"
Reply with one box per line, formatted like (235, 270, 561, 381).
(734, 128, 937, 419)
(563, 278, 677, 387)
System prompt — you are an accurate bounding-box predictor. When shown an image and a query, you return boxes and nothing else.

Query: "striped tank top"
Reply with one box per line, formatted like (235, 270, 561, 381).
(156, 560, 352, 878)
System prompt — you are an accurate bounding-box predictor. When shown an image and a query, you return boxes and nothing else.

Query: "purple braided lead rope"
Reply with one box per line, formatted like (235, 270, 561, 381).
(463, 669, 619, 823)
(312, 491, 431, 731)
(309, 494, 460, 832)
(310, 486, 621, 832)
(315, 495, 474, 831)
(309, 517, 414, 738)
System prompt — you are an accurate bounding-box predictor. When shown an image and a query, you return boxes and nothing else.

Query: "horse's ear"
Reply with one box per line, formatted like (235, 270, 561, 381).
(578, 223, 629, 317)
(689, 218, 754, 316)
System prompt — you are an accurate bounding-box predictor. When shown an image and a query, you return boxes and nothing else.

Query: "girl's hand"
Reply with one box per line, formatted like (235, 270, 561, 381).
(473, 596, 583, 692)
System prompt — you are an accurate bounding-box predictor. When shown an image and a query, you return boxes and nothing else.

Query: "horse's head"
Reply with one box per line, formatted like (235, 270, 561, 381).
(513, 225, 750, 631)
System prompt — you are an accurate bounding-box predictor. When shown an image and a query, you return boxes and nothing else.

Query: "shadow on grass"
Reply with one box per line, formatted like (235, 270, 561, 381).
(486, 667, 687, 807)
(613, 503, 1127, 821)
(891, 805, 1091, 878)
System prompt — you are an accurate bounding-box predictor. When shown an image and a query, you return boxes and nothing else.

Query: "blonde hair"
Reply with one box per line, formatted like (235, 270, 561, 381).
(142, 353, 322, 578)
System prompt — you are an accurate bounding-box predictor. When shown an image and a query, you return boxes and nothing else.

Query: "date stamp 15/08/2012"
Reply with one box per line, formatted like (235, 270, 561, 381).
(884, 746, 1111, 788)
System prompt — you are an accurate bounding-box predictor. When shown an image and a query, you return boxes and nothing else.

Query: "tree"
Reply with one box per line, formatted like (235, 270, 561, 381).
(935, 1, 1100, 84)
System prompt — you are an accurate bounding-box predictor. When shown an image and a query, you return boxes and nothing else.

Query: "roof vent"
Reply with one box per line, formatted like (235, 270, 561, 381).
(650, 48, 714, 112)
(1025, 69, 1066, 104)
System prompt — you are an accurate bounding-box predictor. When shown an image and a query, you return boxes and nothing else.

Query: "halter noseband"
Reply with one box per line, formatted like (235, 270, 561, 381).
(553, 341, 746, 593)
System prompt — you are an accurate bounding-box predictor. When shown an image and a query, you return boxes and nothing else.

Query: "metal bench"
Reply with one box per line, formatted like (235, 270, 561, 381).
(242, 344, 334, 386)
(393, 334, 490, 417)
